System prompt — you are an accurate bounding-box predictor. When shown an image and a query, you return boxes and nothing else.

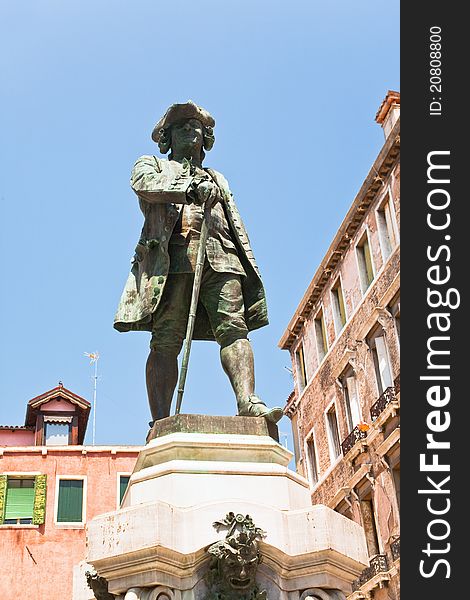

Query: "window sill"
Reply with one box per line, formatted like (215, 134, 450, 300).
(0, 524, 40, 529)
(54, 522, 85, 529)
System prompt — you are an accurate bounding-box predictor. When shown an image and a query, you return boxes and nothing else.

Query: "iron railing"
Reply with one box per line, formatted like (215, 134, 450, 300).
(391, 537, 400, 561)
(394, 374, 400, 395)
(352, 554, 389, 591)
(370, 386, 396, 421)
(341, 425, 368, 455)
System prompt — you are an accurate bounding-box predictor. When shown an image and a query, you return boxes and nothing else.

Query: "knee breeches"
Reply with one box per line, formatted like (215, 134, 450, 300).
(150, 267, 248, 353)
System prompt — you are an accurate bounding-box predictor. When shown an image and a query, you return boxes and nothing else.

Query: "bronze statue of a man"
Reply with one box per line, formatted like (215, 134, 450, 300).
(114, 101, 282, 425)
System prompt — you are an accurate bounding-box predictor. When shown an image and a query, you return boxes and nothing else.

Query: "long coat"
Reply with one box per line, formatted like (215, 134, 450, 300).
(114, 155, 268, 340)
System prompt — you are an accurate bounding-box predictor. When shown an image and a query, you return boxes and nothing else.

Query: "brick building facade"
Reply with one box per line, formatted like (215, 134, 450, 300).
(280, 92, 400, 600)
(0, 384, 141, 599)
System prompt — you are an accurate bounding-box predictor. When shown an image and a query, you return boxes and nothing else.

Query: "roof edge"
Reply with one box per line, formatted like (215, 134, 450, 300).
(279, 118, 400, 351)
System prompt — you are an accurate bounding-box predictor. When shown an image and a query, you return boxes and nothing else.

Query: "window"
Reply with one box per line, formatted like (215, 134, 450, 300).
(356, 231, 375, 294)
(314, 309, 328, 363)
(119, 475, 131, 505)
(387, 445, 401, 514)
(56, 478, 85, 523)
(305, 434, 319, 486)
(325, 403, 341, 461)
(294, 343, 307, 393)
(360, 495, 380, 557)
(45, 422, 70, 446)
(340, 366, 362, 433)
(331, 279, 347, 334)
(392, 463, 401, 511)
(3, 478, 35, 524)
(368, 326, 393, 395)
(0, 474, 47, 526)
(376, 195, 398, 260)
(291, 412, 302, 470)
(388, 294, 400, 345)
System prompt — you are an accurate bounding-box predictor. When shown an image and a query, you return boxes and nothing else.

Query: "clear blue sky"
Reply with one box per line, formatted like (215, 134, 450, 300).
(0, 1, 399, 447)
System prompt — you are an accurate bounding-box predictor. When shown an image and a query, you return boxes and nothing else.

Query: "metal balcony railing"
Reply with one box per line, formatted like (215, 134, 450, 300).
(352, 554, 389, 591)
(370, 386, 396, 421)
(391, 537, 400, 561)
(341, 425, 368, 455)
(394, 374, 400, 394)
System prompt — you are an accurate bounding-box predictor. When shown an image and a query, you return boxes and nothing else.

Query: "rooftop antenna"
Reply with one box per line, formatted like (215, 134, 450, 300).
(84, 352, 100, 445)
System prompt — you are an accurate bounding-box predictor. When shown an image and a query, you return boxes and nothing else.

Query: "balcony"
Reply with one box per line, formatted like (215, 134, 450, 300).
(370, 387, 397, 421)
(352, 554, 389, 591)
(341, 425, 368, 456)
(391, 537, 400, 562)
(370, 375, 400, 422)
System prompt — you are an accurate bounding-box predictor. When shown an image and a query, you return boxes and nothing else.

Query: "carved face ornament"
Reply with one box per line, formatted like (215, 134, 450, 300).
(209, 531, 261, 591)
(207, 513, 266, 598)
(222, 552, 259, 590)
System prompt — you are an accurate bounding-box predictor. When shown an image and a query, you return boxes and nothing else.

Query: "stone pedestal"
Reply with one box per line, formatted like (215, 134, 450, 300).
(79, 415, 368, 600)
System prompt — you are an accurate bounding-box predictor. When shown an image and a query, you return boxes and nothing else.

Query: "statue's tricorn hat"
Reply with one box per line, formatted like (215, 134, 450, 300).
(151, 100, 215, 144)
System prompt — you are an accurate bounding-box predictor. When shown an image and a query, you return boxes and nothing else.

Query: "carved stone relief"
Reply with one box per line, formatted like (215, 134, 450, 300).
(204, 512, 267, 599)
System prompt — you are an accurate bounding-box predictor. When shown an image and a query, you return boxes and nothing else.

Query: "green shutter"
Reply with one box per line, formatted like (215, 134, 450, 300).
(32, 475, 47, 525)
(0, 475, 7, 524)
(119, 476, 130, 504)
(4, 479, 35, 520)
(57, 479, 83, 522)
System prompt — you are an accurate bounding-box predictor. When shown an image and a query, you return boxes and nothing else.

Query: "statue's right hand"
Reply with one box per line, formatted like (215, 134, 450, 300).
(195, 181, 221, 208)
(194, 181, 212, 203)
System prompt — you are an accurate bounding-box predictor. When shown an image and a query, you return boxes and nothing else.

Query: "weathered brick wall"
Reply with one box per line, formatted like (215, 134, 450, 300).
(295, 163, 400, 386)
(293, 247, 399, 483)
(286, 157, 400, 597)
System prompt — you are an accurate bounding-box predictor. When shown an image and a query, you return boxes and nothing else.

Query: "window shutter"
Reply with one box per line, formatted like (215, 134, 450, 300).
(4, 480, 35, 520)
(306, 438, 318, 484)
(320, 316, 328, 354)
(0, 475, 7, 525)
(346, 376, 362, 427)
(364, 238, 374, 284)
(338, 287, 347, 326)
(57, 480, 83, 522)
(295, 345, 307, 392)
(384, 200, 397, 248)
(327, 409, 341, 458)
(375, 336, 393, 389)
(32, 475, 47, 525)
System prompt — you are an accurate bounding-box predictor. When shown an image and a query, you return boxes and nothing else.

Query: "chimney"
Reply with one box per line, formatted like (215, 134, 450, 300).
(375, 90, 400, 139)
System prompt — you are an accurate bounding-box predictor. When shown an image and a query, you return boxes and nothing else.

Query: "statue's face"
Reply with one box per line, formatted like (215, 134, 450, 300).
(171, 118, 204, 156)
(220, 554, 259, 591)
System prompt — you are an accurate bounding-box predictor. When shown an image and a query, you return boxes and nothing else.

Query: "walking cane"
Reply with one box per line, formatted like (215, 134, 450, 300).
(174, 200, 212, 414)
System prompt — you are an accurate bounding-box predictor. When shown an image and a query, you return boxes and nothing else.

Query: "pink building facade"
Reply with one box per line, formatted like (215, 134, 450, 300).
(0, 384, 142, 598)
